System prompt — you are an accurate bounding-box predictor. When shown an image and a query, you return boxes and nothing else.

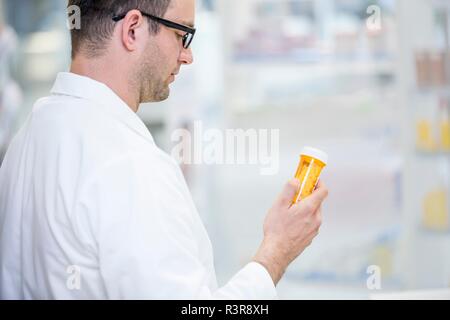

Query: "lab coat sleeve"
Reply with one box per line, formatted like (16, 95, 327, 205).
(75, 152, 277, 299)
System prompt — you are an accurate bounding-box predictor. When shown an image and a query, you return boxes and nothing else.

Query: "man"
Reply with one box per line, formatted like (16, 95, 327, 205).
(0, 0, 328, 299)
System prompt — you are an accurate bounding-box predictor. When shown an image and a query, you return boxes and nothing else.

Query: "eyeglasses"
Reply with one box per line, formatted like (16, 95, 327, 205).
(112, 11, 196, 49)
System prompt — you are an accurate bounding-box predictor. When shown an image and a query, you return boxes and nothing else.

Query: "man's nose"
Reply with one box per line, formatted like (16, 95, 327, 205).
(179, 48, 193, 65)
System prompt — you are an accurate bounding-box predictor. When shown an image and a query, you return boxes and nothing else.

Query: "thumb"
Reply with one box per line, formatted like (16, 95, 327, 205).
(276, 178, 300, 208)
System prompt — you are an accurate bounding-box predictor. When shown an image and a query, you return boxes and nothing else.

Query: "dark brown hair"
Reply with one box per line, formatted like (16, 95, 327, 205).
(68, 0, 172, 58)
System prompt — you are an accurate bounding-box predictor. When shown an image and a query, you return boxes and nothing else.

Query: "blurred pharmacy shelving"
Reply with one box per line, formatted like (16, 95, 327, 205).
(220, 0, 398, 114)
(215, 0, 407, 299)
(396, 0, 450, 290)
(3, 0, 71, 134)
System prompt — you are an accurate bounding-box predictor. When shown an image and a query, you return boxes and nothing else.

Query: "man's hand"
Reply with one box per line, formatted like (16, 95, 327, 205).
(253, 179, 329, 285)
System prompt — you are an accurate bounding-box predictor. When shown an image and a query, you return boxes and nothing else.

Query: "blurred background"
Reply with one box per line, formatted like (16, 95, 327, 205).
(0, 0, 449, 299)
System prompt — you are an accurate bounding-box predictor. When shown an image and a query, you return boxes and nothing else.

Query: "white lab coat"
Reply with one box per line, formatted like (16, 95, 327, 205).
(0, 72, 277, 300)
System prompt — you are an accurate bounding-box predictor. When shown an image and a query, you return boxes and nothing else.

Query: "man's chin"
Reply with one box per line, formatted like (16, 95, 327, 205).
(141, 88, 170, 104)
(156, 87, 170, 102)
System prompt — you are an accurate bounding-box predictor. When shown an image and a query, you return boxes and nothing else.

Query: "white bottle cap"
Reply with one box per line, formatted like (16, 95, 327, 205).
(300, 146, 328, 165)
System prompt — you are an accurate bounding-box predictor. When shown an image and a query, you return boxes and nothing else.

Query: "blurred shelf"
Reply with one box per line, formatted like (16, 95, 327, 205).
(232, 51, 394, 63)
(417, 228, 450, 239)
(413, 86, 450, 96)
(227, 59, 395, 73)
(414, 150, 450, 157)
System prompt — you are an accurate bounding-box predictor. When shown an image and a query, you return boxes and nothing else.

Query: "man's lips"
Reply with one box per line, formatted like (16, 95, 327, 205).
(169, 71, 179, 83)
(171, 68, 180, 76)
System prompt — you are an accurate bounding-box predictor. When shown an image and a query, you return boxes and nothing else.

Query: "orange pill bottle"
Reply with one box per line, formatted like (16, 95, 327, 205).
(292, 147, 328, 203)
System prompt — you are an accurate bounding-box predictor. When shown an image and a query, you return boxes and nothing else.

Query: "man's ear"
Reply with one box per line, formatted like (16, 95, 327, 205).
(120, 9, 145, 52)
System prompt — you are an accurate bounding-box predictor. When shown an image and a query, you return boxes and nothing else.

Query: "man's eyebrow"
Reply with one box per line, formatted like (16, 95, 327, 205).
(178, 19, 195, 28)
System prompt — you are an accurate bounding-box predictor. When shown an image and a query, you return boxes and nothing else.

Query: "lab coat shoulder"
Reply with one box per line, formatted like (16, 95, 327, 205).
(27, 93, 157, 191)
(30, 94, 147, 160)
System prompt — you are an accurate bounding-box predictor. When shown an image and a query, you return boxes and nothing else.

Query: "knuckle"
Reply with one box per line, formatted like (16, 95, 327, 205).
(308, 218, 317, 229)
(280, 195, 290, 205)
(304, 202, 315, 213)
(288, 179, 299, 190)
(322, 185, 330, 198)
(315, 216, 322, 227)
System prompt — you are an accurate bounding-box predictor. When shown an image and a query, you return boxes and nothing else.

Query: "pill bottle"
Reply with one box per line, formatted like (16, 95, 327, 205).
(292, 147, 328, 203)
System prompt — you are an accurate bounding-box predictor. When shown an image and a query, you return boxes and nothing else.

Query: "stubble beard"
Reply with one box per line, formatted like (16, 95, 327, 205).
(136, 43, 170, 104)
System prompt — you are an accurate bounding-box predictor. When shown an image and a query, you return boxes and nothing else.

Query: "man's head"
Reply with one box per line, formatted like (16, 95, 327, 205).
(68, 0, 195, 104)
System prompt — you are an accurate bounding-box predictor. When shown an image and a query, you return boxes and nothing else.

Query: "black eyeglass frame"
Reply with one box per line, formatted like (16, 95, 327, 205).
(112, 11, 196, 49)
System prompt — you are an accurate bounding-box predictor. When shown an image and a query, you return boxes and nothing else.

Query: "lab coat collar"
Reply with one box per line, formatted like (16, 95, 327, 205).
(50, 72, 155, 146)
